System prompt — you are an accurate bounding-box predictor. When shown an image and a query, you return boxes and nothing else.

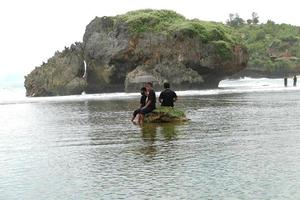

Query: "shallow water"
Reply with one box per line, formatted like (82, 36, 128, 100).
(1, 79, 300, 199)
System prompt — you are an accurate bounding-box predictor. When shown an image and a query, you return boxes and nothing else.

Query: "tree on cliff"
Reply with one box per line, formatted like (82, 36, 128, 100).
(252, 12, 259, 24)
(226, 13, 244, 27)
(227, 12, 259, 26)
(233, 15, 300, 76)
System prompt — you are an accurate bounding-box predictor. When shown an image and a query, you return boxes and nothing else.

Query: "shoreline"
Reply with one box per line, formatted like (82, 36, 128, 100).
(1, 77, 299, 105)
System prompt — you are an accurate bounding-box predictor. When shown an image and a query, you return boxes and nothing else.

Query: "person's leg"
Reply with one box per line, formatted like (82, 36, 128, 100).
(139, 107, 153, 124)
(139, 114, 144, 124)
(135, 113, 140, 122)
(132, 109, 139, 121)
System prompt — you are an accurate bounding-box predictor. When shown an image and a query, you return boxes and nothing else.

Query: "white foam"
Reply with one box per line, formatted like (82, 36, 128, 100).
(0, 78, 299, 105)
(82, 60, 87, 79)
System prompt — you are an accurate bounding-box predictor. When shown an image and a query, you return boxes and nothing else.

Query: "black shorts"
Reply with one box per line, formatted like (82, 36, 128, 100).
(133, 108, 141, 118)
(139, 107, 155, 115)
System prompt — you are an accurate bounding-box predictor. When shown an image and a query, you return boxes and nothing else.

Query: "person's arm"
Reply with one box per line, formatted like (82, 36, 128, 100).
(139, 97, 143, 107)
(142, 92, 154, 109)
(140, 96, 146, 108)
(159, 93, 163, 103)
(141, 100, 151, 110)
(173, 92, 177, 102)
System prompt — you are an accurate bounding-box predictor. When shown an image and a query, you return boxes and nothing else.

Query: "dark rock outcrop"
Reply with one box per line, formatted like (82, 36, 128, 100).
(25, 43, 87, 96)
(25, 10, 248, 97)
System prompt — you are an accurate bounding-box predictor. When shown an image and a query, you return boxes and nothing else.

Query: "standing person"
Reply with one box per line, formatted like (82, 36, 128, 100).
(139, 82, 156, 124)
(159, 82, 177, 107)
(284, 77, 288, 87)
(293, 75, 297, 87)
(131, 87, 147, 122)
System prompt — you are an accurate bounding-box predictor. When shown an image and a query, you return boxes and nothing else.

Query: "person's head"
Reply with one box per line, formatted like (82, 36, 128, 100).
(145, 82, 153, 91)
(164, 82, 170, 89)
(140, 87, 147, 95)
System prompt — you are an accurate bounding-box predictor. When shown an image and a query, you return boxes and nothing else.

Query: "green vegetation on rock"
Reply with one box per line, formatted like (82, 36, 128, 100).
(145, 107, 188, 123)
(117, 9, 185, 33)
(212, 40, 233, 60)
(116, 9, 238, 60)
(227, 13, 300, 76)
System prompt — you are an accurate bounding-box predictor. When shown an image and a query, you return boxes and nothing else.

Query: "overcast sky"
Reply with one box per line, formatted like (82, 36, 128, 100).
(1, 0, 299, 83)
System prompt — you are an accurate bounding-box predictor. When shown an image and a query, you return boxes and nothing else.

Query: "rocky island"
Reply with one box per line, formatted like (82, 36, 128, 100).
(25, 9, 248, 97)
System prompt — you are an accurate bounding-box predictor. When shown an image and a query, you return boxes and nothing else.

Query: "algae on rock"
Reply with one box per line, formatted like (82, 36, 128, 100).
(144, 107, 188, 123)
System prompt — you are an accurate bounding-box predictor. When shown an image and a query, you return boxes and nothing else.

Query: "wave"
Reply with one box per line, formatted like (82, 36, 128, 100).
(0, 78, 299, 105)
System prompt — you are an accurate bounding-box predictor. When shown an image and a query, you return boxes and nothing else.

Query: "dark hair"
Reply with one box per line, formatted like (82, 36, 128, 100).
(140, 87, 146, 92)
(146, 82, 153, 87)
(164, 82, 170, 89)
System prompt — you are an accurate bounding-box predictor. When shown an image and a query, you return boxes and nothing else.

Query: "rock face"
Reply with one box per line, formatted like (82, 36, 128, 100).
(25, 10, 248, 97)
(25, 43, 87, 96)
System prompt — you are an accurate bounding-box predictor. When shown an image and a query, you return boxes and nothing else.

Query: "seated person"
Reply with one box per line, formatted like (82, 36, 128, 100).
(159, 82, 177, 107)
(132, 87, 147, 122)
(138, 82, 156, 124)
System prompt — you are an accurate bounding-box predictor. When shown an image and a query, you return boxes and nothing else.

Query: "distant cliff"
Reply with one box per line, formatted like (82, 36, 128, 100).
(227, 18, 300, 78)
(25, 9, 248, 97)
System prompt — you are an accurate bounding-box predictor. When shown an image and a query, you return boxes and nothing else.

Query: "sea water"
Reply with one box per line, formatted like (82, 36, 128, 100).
(1, 78, 300, 199)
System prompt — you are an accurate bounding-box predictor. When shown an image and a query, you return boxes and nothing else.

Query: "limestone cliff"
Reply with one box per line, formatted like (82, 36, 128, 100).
(25, 10, 248, 96)
(25, 43, 86, 96)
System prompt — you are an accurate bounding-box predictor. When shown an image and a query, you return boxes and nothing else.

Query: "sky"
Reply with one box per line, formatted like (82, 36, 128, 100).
(1, 0, 300, 85)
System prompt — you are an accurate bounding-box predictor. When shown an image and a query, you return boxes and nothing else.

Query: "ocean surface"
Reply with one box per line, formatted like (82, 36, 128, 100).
(1, 78, 300, 199)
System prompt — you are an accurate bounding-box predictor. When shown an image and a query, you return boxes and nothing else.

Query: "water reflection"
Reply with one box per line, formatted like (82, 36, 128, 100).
(138, 123, 182, 158)
(160, 123, 179, 140)
(139, 123, 157, 158)
(141, 123, 180, 141)
(3, 89, 300, 199)
(140, 123, 157, 142)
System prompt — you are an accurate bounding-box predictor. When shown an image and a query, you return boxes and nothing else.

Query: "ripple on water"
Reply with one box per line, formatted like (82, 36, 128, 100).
(1, 90, 300, 199)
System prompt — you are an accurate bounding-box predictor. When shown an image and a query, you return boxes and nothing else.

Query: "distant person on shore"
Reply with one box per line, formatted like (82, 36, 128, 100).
(131, 87, 147, 122)
(293, 75, 297, 87)
(159, 82, 177, 107)
(284, 77, 288, 87)
(138, 82, 156, 124)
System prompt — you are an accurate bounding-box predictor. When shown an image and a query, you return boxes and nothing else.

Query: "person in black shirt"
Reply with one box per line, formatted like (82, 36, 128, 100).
(159, 82, 177, 107)
(139, 82, 156, 124)
(284, 77, 288, 87)
(132, 87, 147, 122)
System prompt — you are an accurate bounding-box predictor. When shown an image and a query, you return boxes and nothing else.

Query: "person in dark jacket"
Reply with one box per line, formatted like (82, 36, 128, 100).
(132, 87, 147, 122)
(293, 75, 297, 87)
(139, 82, 156, 124)
(284, 77, 288, 87)
(159, 82, 177, 107)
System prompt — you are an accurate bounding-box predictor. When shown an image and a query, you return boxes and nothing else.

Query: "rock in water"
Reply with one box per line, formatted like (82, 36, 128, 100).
(144, 107, 189, 123)
(24, 43, 87, 96)
(25, 9, 248, 97)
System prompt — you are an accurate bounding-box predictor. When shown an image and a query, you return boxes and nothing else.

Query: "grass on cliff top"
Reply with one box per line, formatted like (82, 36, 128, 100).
(115, 9, 239, 60)
(116, 9, 237, 44)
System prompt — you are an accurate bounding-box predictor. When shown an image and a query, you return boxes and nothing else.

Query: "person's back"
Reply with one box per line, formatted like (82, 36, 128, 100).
(147, 88, 156, 110)
(159, 82, 177, 107)
(284, 77, 288, 87)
